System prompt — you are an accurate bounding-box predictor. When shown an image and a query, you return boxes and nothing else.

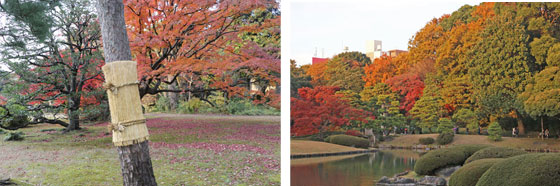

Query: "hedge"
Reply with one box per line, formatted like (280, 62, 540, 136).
(448, 158, 503, 186)
(464, 147, 527, 164)
(436, 132, 454, 145)
(414, 144, 490, 175)
(419, 137, 435, 145)
(476, 153, 560, 186)
(325, 134, 369, 149)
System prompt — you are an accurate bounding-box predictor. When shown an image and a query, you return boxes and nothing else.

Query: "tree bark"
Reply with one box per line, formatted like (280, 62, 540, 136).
(96, 0, 157, 185)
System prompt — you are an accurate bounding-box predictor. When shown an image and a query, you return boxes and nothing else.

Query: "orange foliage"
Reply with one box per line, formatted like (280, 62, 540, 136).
(363, 54, 397, 87)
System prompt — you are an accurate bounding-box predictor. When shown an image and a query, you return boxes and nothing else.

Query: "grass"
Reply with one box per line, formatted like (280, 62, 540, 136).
(291, 140, 363, 155)
(0, 113, 280, 186)
(380, 134, 560, 150)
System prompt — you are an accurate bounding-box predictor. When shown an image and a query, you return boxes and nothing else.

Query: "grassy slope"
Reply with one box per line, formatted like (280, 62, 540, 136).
(291, 140, 362, 155)
(0, 114, 280, 186)
(381, 134, 560, 150)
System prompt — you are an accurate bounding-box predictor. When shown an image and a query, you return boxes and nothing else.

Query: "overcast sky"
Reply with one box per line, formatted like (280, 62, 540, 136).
(289, 0, 483, 66)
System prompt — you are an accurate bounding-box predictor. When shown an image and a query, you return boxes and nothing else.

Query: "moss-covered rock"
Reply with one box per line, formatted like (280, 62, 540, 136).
(476, 153, 560, 186)
(414, 144, 490, 175)
(325, 134, 369, 148)
(448, 158, 503, 186)
(465, 147, 527, 164)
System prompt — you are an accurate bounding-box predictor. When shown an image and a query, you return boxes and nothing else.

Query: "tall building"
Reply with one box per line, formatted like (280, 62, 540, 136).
(365, 40, 383, 60)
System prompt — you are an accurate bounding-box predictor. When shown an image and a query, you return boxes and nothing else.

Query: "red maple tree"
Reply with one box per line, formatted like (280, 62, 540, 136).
(291, 86, 372, 137)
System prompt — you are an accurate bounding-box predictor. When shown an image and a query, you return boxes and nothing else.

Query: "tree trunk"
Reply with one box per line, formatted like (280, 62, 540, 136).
(513, 110, 525, 135)
(96, 0, 157, 185)
(168, 75, 178, 110)
(118, 141, 157, 186)
(66, 109, 80, 131)
(66, 97, 81, 131)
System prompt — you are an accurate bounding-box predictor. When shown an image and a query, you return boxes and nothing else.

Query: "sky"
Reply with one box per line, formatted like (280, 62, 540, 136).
(289, 0, 483, 66)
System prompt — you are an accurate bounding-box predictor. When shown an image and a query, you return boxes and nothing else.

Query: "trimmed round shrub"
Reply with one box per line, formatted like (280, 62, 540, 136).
(476, 153, 560, 186)
(436, 132, 454, 145)
(448, 158, 503, 186)
(464, 147, 527, 164)
(326, 134, 369, 148)
(414, 144, 490, 175)
(419, 137, 435, 145)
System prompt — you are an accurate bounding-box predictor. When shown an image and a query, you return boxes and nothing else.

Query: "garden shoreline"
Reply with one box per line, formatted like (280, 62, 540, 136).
(291, 149, 377, 159)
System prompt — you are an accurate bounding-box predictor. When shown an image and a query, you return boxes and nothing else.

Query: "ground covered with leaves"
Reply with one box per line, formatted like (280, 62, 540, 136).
(0, 114, 280, 186)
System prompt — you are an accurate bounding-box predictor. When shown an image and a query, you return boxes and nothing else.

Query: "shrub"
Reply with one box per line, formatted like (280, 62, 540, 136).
(0, 128, 4, 134)
(464, 147, 527, 164)
(487, 122, 502, 141)
(1, 115, 29, 129)
(345, 130, 362, 137)
(82, 102, 110, 122)
(177, 98, 207, 114)
(438, 118, 454, 133)
(326, 134, 369, 149)
(414, 144, 490, 175)
(419, 137, 435, 145)
(4, 131, 24, 141)
(476, 153, 560, 186)
(436, 132, 454, 145)
(448, 158, 503, 186)
(152, 96, 171, 112)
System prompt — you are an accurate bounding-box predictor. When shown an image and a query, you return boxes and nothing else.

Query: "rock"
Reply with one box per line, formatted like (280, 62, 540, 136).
(417, 176, 446, 186)
(395, 171, 409, 177)
(394, 177, 415, 184)
(378, 176, 390, 183)
(435, 165, 461, 178)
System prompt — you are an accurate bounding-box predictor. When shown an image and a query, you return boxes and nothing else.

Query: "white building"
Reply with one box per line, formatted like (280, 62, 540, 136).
(365, 40, 383, 60)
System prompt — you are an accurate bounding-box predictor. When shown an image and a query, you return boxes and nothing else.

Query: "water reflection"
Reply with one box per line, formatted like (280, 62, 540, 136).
(291, 150, 419, 186)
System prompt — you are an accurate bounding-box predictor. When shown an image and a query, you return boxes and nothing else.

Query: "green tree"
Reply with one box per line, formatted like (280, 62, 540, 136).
(488, 121, 502, 141)
(468, 8, 536, 134)
(290, 60, 312, 97)
(437, 118, 454, 134)
(519, 66, 560, 133)
(0, 0, 104, 131)
(452, 108, 479, 130)
(324, 56, 366, 93)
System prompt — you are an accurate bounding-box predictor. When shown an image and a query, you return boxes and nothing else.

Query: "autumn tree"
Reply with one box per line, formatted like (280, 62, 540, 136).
(0, 0, 104, 131)
(386, 73, 424, 112)
(363, 54, 397, 86)
(291, 86, 371, 138)
(123, 0, 280, 103)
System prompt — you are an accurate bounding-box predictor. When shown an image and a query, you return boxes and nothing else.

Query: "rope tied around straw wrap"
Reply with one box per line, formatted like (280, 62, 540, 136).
(103, 81, 140, 95)
(108, 118, 146, 132)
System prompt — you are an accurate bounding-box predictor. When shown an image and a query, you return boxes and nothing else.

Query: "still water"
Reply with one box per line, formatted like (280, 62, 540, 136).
(291, 150, 420, 186)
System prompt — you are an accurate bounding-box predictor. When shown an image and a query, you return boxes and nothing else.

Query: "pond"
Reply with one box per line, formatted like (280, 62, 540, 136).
(291, 150, 421, 186)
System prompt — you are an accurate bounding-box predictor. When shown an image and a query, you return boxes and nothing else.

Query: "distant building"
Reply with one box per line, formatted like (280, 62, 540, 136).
(312, 57, 329, 65)
(388, 49, 408, 58)
(365, 40, 383, 60)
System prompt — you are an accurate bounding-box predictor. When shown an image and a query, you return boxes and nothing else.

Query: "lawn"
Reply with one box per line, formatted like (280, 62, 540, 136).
(291, 140, 362, 155)
(0, 113, 280, 186)
(381, 134, 560, 150)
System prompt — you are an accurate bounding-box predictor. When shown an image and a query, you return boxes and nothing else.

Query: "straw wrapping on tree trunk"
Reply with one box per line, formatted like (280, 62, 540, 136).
(102, 60, 149, 146)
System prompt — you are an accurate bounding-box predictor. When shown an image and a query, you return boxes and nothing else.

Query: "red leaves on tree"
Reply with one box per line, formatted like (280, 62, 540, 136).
(363, 54, 397, 87)
(291, 86, 372, 136)
(386, 73, 425, 112)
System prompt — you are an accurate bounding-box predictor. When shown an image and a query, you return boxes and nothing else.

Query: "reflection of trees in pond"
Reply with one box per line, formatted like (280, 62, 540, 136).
(291, 151, 418, 186)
